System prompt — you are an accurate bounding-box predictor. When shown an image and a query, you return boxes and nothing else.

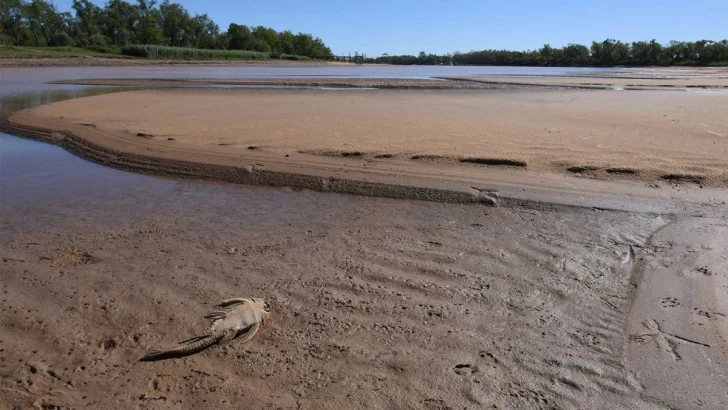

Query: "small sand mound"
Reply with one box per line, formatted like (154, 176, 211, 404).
(567, 166, 600, 173)
(410, 154, 445, 161)
(459, 157, 527, 167)
(661, 173, 705, 184)
(606, 168, 640, 175)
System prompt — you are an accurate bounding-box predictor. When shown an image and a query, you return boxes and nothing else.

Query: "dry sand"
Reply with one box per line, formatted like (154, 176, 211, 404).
(12, 87, 728, 186)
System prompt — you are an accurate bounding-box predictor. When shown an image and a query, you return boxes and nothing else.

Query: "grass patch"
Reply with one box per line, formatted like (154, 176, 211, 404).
(0, 45, 126, 58)
(280, 54, 312, 61)
(121, 45, 269, 61)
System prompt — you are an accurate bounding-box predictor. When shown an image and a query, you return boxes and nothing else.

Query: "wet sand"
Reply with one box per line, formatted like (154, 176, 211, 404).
(2, 135, 726, 409)
(444, 67, 728, 89)
(1, 68, 727, 409)
(52, 77, 554, 90)
(7, 87, 728, 188)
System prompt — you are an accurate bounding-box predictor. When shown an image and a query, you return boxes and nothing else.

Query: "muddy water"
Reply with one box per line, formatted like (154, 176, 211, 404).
(0, 65, 625, 88)
(0, 66, 725, 409)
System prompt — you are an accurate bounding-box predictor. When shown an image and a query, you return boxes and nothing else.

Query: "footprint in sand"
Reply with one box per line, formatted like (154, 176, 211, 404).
(660, 297, 680, 308)
(453, 363, 479, 376)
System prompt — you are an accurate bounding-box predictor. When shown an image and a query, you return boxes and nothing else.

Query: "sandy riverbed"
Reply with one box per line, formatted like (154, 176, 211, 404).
(444, 75, 728, 89)
(444, 66, 728, 89)
(2, 144, 726, 408)
(11, 87, 728, 187)
(2, 71, 727, 409)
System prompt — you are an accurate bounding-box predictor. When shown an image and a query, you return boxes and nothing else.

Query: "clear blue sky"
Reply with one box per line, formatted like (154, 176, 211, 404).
(54, 0, 728, 56)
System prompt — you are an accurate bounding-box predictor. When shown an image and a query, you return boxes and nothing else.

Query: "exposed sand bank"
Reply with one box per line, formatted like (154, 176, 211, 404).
(8, 87, 728, 189)
(444, 74, 728, 89)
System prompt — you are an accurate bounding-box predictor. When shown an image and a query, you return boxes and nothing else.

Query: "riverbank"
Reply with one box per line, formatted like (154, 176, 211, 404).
(0, 55, 348, 68)
(5, 87, 727, 191)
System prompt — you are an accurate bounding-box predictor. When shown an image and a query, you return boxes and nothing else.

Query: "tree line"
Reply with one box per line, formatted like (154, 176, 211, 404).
(0, 0, 333, 58)
(376, 39, 728, 66)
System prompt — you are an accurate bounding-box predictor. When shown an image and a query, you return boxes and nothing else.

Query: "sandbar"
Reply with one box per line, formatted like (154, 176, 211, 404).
(7, 87, 727, 189)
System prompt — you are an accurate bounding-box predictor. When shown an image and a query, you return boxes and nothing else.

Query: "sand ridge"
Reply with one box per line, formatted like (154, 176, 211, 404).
(9, 87, 728, 188)
(4, 102, 728, 214)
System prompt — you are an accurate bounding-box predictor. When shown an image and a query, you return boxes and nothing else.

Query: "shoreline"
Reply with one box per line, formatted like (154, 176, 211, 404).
(3, 102, 727, 214)
(0, 56, 356, 67)
(10, 86, 728, 186)
(49, 77, 543, 90)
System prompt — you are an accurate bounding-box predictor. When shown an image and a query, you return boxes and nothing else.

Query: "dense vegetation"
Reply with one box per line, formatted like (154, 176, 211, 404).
(375, 39, 728, 66)
(120, 45, 266, 60)
(0, 0, 333, 59)
(2, 1, 726, 66)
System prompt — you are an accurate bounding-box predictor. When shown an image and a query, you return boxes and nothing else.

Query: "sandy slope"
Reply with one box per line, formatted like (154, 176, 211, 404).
(19, 87, 728, 186)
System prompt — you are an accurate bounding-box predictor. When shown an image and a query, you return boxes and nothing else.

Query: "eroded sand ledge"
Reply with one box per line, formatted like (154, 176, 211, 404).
(2, 86, 727, 210)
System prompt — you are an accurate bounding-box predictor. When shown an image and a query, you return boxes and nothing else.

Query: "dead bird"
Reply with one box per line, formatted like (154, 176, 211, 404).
(140, 298, 271, 362)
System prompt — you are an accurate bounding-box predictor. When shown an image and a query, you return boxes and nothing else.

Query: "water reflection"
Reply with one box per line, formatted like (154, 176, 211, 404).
(0, 86, 130, 117)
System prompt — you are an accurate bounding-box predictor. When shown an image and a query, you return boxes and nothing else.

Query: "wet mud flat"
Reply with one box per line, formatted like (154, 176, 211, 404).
(1, 136, 727, 408)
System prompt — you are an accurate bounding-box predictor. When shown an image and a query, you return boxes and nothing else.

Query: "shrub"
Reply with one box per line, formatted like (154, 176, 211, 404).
(86, 44, 121, 54)
(120, 44, 271, 60)
(280, 54, 312, 61)
(53, 31, 75, 47)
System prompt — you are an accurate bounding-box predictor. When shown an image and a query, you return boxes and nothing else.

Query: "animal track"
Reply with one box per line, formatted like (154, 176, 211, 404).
(630, 319, 710, 361)
(660, 297, 680, 308)
(452, 363, 478, 375)
(696, 267, 713, 275)
(696, 310, 726, 320)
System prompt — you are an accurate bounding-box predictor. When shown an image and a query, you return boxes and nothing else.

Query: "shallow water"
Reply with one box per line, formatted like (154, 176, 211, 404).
(0, 65, 625, 92)
(0, 64, 626, 211)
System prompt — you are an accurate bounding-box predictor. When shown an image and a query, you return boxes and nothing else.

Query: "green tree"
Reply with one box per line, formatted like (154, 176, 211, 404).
(225, 23, 253, 50)
(72, 0, 101, 37)
(159, 0, 189, 46)
(136, 0, 165, 45)
(563, 43, 590, 65)
(0, 0, 27, 45)
(278, 30, 295, 54)
(103, 0, 139, 46)
(186, 14, 218, 48)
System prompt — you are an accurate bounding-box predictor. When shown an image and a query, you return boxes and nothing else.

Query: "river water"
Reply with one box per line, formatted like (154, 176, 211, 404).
(0, 65, 627, 215)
